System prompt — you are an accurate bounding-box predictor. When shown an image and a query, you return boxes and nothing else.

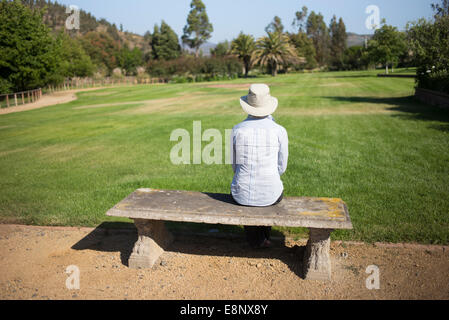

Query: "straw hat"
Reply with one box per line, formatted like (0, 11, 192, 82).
(240, 84, 278, 117)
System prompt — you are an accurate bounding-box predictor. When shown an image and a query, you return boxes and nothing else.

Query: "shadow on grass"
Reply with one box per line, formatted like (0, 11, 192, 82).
(320, 74, 376, 79)
(72, 221, 306, 279)
(324, 95, 449, 132)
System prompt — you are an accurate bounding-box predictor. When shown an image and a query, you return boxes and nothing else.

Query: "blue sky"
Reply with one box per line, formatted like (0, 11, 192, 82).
(54, 0, 436, 43)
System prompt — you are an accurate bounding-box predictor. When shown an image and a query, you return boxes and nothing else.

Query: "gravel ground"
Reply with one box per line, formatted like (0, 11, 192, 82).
(0, 224, 448, 300)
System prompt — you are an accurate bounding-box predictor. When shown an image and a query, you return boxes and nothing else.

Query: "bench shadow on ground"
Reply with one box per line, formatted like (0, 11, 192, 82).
(71, 221, 307, 279)
(324, 95, 449, 132)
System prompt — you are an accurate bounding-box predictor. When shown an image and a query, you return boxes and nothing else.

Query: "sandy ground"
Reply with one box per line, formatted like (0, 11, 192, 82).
(0, 224, 448, 300)
(0, 88, 109, 115)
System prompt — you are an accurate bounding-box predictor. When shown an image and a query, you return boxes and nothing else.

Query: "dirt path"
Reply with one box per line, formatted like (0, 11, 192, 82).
(0, 88, 106, 115)
(0, 224, 448, 300)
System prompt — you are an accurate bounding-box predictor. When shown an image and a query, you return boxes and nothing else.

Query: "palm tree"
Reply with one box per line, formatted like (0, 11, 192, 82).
(231, 32, 256, 77)
(255, 32, 299, 76)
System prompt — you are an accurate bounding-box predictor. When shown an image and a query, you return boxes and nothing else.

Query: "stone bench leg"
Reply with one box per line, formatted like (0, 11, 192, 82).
(128, 219, 174, 269)
(303, 228, 333, 281)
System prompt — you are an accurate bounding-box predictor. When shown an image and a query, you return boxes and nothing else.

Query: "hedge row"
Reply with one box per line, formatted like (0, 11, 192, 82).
(147, 56, 243, 82)
(417, 70, 449, 95)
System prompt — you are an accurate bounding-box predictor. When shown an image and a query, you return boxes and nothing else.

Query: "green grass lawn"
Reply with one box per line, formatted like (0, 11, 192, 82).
(1, 69, 448, 244)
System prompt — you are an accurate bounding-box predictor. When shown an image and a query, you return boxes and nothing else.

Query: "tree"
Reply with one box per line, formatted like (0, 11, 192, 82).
(306, 11, 330, 66)
(211, 41, 230, 57)
(407, 0, 449, 93)
(290, 5, 316, 69)
(80, 31, 121, 74)
(119, 45, 143, 75)
(343, 46, 370, 70)
(0, 78, 12, 94)
(367, 20, 407, 74)
(182, 0, 213, 57)
(288, 32, 317, 69)
(255, 32, 298, 76)
(431, 0, 449, 17)
(231, 33, 256, 77)
(56, 32, 95, 78)
(292, 6, 308, 33)
(107, 23, 120, 41)
(150, 21, 181, 60)
(329, 16, 347, 70)
(0, 0, 62, 92)
(265, 16, 284, 34)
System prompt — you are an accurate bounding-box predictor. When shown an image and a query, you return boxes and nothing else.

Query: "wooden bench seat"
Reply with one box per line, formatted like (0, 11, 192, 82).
(106, 188, 353, 281)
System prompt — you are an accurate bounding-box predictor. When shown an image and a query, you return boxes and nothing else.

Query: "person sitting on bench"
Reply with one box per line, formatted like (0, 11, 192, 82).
(230, 84, 289, 249)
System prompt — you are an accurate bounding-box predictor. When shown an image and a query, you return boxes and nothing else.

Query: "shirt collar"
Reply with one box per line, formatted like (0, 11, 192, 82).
(246, 115, 274, 121)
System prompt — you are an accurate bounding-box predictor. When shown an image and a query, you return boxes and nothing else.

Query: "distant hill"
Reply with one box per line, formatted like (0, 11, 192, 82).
(347, 32, 373, 48)
(24, 1, 371, 56)
(22, 0, 151, 54)
(23, 0, 219, 57)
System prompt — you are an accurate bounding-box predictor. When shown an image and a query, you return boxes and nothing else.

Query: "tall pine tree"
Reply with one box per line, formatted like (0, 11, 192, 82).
(150, 21, 181, 60)
(182, 0, 213, 57)
(265, 16, 284, 34)
(329, 16, 347, 70)
(291, 5, 317, 69)
(306, 11, 330, 66)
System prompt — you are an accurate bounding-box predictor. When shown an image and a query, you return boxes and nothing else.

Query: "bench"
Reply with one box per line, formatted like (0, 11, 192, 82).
(106, 188, 353, 281)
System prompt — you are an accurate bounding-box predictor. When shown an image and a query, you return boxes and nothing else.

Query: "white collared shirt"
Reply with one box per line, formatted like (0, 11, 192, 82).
(231, 115, 289, 206)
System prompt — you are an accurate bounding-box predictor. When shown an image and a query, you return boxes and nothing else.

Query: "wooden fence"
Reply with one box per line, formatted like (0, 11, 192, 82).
(0, 88, 42, 109)
(45, 76, 167, 93)
(0, 77, 166, 109)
